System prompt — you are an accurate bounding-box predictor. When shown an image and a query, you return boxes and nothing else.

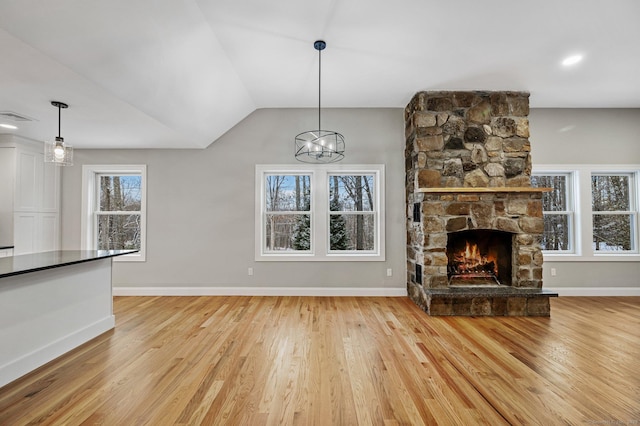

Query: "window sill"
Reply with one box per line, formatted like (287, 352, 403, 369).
(113, 253, 146, 262)
(543, 253, 640, 262)
(256, 253, 385, 262)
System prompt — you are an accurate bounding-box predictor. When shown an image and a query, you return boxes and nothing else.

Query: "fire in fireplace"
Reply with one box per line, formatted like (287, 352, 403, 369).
(447, 230, 513, 287)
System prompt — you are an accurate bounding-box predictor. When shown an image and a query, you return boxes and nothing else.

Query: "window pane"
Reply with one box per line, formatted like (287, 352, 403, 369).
(97, 214, 141, 250)
(265, 213, 310, 251)
(329, 175, 375, 212)
(591, 175, 631, 211)
(330, 213, 375, 251)
(592, 214, 633, 251)
(540, 214, 570, 251)
(531, 175, 568, 211)
(266, 175, 311, 212)
(99, 175, 141, 211)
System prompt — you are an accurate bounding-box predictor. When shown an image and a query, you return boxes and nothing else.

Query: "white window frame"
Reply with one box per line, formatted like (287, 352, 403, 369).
(591, 171, 638, 255)
(81, 165, 147, 262)
(255, 164, 385, 261)
(533, 164, 640, 262)
(531, 171, 577, 254)
(327, 172, 379, 256)
(263, 172, 314, 255)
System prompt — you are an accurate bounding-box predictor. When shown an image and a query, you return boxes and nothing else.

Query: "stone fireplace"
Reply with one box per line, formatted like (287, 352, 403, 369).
(405, 91, 557, 316)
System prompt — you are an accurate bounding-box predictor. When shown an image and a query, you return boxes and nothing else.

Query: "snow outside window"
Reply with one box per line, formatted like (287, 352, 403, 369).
(255, 165, 385, 261)
(264, 174, 312, 253)
(533, 165, 639, 261)
(591, 172, 638, 253)
(531, 173, 575, 253)
(81, 165, 147, 261)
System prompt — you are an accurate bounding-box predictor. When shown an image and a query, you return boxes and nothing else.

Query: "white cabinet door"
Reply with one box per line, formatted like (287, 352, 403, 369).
(13, 212, 59, 254)
(39, 213, 59, 252)
(2, 139, 61, 254)
(15, 150, 41, 212)
(42, 160, 59, 212)
(13, 212, 37, 255)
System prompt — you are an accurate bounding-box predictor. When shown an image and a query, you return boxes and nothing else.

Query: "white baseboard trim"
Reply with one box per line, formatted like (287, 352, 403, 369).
(113, 286, 408, 297)
(113, 287, 640, 297)
(546, 287, 640, 296)
(0, 316, 115, 388)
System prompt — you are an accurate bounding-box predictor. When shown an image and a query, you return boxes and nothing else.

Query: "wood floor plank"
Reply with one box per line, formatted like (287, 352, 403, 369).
(0, 296, 639, 425)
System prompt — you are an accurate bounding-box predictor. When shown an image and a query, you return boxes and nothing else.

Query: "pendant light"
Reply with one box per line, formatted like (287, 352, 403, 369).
(295, 40, 345, 163)
(44, 101, 73, 166)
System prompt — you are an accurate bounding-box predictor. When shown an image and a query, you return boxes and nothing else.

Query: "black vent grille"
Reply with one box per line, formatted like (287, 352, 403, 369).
(413, 203, 421, 222)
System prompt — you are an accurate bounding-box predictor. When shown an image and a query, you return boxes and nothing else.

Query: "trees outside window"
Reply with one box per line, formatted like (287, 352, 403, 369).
(329, 174, 375, 251)
(533, 165, 639, 259)
(256, 165, 385, 261)
(591, 173, 636, 252)
(531, 173, 574, 252)
(81, 165, 146, 261)
(263, 174, 311, 252)
(97, 175, 142, 251)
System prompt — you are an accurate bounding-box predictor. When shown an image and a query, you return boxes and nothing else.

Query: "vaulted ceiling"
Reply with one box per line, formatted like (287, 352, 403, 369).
(0, 0, 638, 149)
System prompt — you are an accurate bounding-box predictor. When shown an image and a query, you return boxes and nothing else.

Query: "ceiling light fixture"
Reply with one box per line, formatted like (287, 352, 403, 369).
(295, 40, 345, 163)
(0, 123, 18, 130)
(44, 101, 73, 166)
(562, 54, 583, 67)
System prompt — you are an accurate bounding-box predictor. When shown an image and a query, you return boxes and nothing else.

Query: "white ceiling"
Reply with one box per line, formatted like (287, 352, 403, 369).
(0, 0, 639, 149)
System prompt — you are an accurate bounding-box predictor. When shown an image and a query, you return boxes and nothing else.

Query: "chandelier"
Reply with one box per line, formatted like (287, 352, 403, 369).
(294, 40, 345, 163)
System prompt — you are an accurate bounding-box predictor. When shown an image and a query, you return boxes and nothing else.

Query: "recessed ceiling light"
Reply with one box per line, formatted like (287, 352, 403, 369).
(0, 123, 18, 130)
(562, 54, 583, 67)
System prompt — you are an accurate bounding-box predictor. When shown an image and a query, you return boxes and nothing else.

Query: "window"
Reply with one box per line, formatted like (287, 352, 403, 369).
(82, 165, 147, 261)
(264, 174, 311, 253)
(591, 173, 637, 253)
(531, 173, 575, 252)
(329, 174, 376, 252)
(533, 165, 640, 261)
(256, 165, 385, 261)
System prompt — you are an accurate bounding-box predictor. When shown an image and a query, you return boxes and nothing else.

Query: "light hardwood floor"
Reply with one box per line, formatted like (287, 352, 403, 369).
(0, 296, 638, 425)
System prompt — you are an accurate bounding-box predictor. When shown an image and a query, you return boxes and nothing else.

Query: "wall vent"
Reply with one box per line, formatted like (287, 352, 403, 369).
(413, 202, 421, 222)
(0, 111, 36, 122)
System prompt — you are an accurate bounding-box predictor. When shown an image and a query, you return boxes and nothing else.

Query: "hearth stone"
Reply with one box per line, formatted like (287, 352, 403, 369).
(408, 284, 557, 316)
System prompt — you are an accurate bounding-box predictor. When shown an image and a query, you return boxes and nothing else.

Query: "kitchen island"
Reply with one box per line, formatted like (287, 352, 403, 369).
(0, 250, 135, 387)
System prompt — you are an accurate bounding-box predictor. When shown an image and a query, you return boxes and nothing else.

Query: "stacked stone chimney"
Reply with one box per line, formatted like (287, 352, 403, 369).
(404, 91, 557, 316)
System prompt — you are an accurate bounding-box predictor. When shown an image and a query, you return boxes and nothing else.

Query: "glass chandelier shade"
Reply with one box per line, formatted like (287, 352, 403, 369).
(44, 101, 73, 166)
(295, 40, 345, 164)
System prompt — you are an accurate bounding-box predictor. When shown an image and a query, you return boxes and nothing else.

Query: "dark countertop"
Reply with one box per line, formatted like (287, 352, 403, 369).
(0, 250, 137, 279)
(0, 245, 14, 250)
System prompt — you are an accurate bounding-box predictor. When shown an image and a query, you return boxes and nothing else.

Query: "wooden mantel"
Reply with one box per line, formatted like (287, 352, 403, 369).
(417, 186, 551, 193)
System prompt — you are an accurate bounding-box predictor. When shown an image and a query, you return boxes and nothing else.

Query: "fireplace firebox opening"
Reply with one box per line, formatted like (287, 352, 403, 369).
(446, 230, 513, 287)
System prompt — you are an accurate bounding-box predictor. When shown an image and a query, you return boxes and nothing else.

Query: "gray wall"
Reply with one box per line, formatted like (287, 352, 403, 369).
(529, 109, 640, 164)
(529, 109, 640, 288)
(61, 108, 407, 289)
(60, 107, 640, 290)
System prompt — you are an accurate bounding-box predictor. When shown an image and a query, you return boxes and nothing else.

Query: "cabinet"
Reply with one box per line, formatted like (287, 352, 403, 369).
(0, 135, 61, 255)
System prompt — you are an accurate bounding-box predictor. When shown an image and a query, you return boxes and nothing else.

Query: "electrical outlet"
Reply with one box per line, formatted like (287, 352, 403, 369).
(550, 268, 556, 277)
(248, 267, 254, 276)
(386, 268, 393, 277)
